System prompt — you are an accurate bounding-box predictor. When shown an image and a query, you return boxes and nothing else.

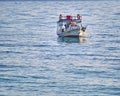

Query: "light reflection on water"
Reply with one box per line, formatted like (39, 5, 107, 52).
(57, 36, 88, 43)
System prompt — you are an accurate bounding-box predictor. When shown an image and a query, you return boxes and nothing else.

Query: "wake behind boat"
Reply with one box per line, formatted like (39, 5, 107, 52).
(57, 14, 87, 37)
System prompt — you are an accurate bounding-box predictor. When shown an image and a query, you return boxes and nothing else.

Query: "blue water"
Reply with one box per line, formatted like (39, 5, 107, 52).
(0, 0, 120, 96)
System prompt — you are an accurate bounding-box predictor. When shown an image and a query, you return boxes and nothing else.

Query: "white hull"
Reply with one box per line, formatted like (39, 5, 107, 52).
(57, 29, 87, 37)
(57, 29, 80, 37)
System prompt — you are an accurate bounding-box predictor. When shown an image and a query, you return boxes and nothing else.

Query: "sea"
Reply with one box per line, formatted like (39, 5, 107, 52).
(0, 0, 120, 96)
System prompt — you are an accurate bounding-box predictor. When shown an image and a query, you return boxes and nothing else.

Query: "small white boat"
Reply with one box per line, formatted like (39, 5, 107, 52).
(57, 14, 87, 37)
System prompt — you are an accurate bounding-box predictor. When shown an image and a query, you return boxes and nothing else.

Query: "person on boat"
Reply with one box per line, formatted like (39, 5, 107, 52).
(59, 14, 62, 21)
(69, 20, 76, 25)
(68, 20, 73, 30)
(77, 14, 80, 20)
(62, 23, 65, 32)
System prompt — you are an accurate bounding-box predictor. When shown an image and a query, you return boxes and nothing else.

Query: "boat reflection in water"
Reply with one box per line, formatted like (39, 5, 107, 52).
(57, 36, 88, 43)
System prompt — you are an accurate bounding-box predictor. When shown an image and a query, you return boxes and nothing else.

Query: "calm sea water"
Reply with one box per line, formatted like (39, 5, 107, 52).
(0, 0, 120, 96)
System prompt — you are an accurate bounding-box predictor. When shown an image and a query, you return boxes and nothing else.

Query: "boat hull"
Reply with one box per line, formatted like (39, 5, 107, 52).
(57, 29, 86, 37)
(57, 29, 80, 37)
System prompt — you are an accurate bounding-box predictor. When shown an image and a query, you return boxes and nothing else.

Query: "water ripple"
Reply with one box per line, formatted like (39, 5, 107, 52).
(0, 0, 120, 96)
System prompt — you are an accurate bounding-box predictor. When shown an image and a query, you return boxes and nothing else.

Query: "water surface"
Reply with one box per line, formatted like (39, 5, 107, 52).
(0, 0, 120, 96)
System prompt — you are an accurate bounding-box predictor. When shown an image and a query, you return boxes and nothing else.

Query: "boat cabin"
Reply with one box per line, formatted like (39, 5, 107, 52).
(57, 14, 82, 32)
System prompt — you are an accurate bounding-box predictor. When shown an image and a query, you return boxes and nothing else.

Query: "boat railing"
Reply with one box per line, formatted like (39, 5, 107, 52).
(61, 16, 82, 20)
(59, 14, 82, 21)
(57, 22, 81, 32)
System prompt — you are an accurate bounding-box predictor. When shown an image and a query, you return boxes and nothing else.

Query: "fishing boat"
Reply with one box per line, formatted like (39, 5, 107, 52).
(57, 14, 87, 37)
